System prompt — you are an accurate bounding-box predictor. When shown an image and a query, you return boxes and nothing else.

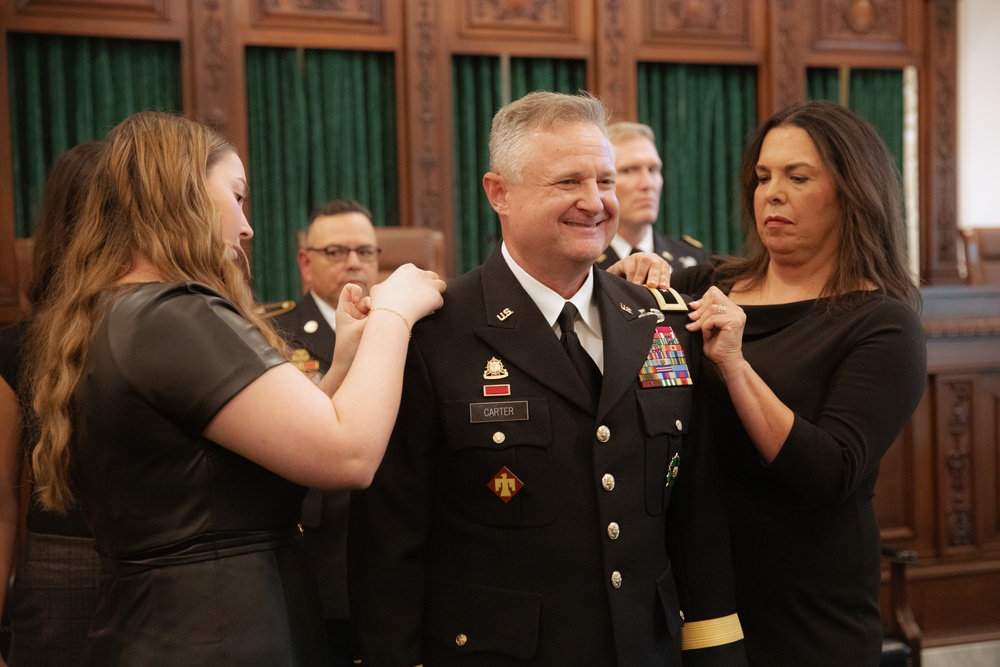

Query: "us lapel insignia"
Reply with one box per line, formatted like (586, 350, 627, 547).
(484, 356, 509, 380)
(496, 307, 514, 321)
(619, 303, 633, 315)
(638, 326, 693, 387)
(489, 466, 523, 503)
(664, 453, 681, 487)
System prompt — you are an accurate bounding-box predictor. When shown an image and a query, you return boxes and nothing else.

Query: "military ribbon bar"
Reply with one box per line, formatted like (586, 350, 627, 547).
(638, 326, 693, 388)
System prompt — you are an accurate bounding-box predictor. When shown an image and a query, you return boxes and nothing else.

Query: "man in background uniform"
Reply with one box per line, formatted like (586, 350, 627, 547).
(596, 121, 708, 273)
(271, 198, 381, 667)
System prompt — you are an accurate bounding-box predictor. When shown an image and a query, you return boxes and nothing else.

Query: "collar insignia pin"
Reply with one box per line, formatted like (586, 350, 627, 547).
(619, 303, 633, 315)
(303, 320, 319, 333)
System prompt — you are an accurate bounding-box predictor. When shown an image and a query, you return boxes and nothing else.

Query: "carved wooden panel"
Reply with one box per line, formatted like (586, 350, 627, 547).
(404, 0, 457, 274)
(921, 0, 961, 284)
(767, 0, 807, 113)
(252, 0, 389, 33)
(13, 0, 168, 21)
(595, 0, 629, 120)
(813, 0, 909, 51)
(936, 375, 977, 555)
(190, 0, 231, 135)
(975, 373, 1000, 552)
(644, 0, 754, 47)
(458, 0, 577, 39)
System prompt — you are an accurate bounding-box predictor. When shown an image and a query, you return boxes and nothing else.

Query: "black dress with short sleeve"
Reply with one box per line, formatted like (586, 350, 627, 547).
(72, 282, 326, 666)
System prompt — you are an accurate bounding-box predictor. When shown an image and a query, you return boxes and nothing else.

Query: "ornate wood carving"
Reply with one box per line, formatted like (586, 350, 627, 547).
(646, 0, 752, 45)
(252, 0, 387, 32)
(768, 0, 805, 114)
(940, 377, 975, 550)
(13, 0, 168, 21)
(816, 0, 905, 47)
(595, 0, 628, 120)
(461, 0, 572, 36)
(922, 0, 961, 284)
(405, 0, 456, 274)
(190, 0, 229, 134)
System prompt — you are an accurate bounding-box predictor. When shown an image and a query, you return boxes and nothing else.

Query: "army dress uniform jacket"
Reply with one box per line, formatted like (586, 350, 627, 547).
(272, 294, 351, 623)
(596, 230, 708, 274)
(348, 249, 746, 667)
(272, 291, 335, 377)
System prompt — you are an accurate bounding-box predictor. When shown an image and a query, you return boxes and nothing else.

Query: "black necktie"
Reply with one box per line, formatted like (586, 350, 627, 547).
(629, 247, 641, 255)
(558, 302, 602, 404)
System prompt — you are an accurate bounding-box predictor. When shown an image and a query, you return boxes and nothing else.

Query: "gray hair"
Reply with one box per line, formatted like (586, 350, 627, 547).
(607, 121, 655, 145)
(489, 91, 611, 181)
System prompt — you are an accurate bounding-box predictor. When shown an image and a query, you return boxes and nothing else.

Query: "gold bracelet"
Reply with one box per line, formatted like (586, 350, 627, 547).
(370, 306, 411, 335)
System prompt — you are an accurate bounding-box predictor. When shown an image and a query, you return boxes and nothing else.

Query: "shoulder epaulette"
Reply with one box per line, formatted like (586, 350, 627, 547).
(645, 286, 688, 312)
(255, 300, 296, 318)
(680, 234, 704, 249)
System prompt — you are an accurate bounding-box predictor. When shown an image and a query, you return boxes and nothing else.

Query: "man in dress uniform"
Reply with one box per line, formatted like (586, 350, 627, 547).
(271, 198, 380, 667)
(595, 121, 708, 273)
(348, 92, 745, 667)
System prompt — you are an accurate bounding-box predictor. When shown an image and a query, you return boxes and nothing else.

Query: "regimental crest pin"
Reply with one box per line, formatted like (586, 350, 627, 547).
(484, 356, 509, 379)
(665, 453, 681, 487)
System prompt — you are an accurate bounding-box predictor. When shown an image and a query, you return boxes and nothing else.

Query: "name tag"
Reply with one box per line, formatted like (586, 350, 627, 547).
(469, 401, 529, 423)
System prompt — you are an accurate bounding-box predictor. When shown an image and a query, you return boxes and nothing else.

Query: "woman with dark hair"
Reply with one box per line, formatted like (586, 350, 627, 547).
(27, 111, 444, 665)
(0, 140, 105, 666)
(675, 99, 926, 666)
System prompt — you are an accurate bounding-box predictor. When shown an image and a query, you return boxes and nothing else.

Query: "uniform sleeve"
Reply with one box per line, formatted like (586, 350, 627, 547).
(668, 341, 749, 667)
(348, 334, 437, 666)
(108, 284, 286, 436)
(768, 300, 927, 506)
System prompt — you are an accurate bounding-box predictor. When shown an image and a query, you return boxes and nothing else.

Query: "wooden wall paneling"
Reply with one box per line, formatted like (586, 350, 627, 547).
(877, 389, 937, 552)
(404, 0, 457, 276)
(448, 0, 593, 58)
(632, 0, 764, 64)
(935, 373, 979, 558)
(804, 0, 922, 68)
(920, 0, 961, 285)
(974, 372, 1000, 553)
(594, 0, 632, 120)
(766, 0, 808, 115)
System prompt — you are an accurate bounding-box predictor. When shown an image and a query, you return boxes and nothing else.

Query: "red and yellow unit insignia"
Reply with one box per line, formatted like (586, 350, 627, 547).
(488, 466, 523, 503)
(639, 326, 692, 388)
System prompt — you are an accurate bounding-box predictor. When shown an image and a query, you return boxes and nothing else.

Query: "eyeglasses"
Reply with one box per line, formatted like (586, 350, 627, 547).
(306, 244, 381, 263)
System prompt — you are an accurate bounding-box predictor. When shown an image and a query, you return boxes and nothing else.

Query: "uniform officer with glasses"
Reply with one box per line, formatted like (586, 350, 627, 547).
(269, 197, 382, 667)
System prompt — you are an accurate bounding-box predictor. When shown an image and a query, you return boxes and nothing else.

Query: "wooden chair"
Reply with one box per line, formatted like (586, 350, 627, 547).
(14, 237, 35, 315)
(374, 226, 446, 282)
(961, 227, 1000, 285)
(880, 547, 922, 667)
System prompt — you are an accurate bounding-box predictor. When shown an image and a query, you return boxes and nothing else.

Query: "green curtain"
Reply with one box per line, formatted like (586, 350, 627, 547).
(451, 55, 586, 274)
(7, 33, 181, 237)
(637, 63, 757, 256)
(807, 68, 904, 177)
(245, 47, 398, 302)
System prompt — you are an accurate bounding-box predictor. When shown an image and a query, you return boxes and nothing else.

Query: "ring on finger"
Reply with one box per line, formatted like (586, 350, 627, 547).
(716, 304, 727, 315)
